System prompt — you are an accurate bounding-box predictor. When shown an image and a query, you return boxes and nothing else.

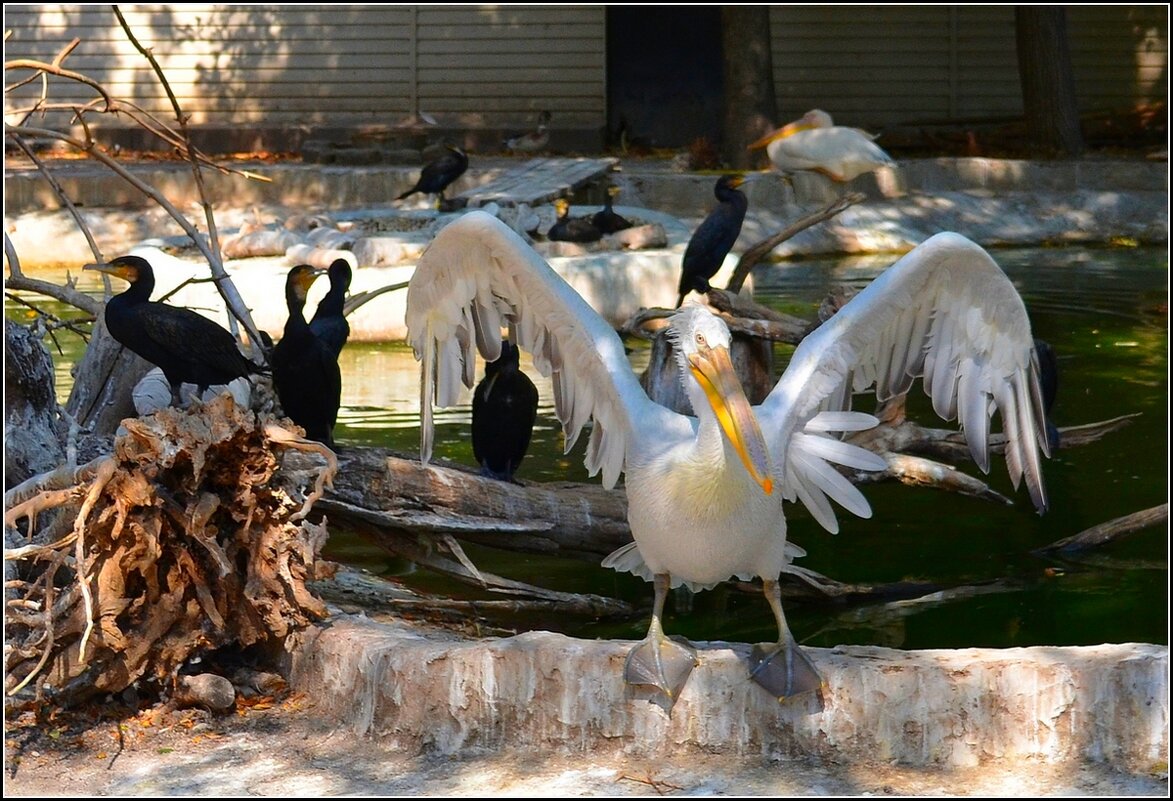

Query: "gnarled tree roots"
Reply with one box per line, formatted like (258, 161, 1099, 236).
(4, 394, 336, 708)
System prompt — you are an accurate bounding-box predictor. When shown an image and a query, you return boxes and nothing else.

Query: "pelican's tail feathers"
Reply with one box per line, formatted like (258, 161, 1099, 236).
(601, 542, 652, 581)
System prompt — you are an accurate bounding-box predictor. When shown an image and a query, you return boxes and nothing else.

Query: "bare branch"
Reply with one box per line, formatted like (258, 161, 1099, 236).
(725, 191, 866, 294)
(4, 56, 114, 111)
(342, 281, 410, 318)
(112, 5, 241, 345)
(8, 131, 105, 264)
(1034, 503, 1168, 555)
(6, 123, 266, 351)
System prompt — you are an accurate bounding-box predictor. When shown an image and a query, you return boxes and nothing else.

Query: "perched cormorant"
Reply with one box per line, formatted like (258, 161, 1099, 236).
(272, 264, 342, 448)
(676, 174, 748, 307)
(396, 144, 469, 205)
(472, 341, 539, 482)
(84, 254, 265, 407)
(591, 185, 633, 234)
(547, 198, 602, 243)
(308, 258, 353, 359)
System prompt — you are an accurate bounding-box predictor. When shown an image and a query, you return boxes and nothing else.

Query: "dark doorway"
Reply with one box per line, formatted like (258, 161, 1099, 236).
(606, 6, 724, 150)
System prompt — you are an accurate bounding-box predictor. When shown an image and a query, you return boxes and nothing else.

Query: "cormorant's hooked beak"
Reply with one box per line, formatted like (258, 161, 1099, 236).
(298, 266, 327, 289)
(83, 261, 135, 281)
(747, 119, 816, 151)
(688, 345, 774, 495)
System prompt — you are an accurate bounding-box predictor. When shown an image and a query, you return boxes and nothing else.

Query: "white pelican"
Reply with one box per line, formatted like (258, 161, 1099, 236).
(750, 109, 896, 182)
(406, 211, 1050, 704)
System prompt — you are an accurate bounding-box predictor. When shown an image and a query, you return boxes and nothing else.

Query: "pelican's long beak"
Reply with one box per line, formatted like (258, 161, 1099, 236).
(689, 345, 774, 495)
(747, 119, 815, 151)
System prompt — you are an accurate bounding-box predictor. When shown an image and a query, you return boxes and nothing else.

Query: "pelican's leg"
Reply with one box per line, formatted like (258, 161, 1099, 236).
(749, 578, 823, 700)
(623, 573, 698, 703)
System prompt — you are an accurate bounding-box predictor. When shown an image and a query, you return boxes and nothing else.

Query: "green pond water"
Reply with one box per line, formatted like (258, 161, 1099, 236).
(6, 244, 1168, 651)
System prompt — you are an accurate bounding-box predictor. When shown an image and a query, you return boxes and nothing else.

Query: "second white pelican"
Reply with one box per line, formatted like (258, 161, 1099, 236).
(406, 211, 1049, 705)
(750, 108, 896, 182)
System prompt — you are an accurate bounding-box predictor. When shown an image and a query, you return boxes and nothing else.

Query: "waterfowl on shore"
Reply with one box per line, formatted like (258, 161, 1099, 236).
(548, 198, 603, 243)
(309, 257, 354, 359)
(397, 144, 469, 205)
(591, 185, 633, 234)
(749, 109, 895, 182)
(504, 110, 552, 153)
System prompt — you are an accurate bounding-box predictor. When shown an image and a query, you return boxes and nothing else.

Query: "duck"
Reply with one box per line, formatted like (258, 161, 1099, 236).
(504, 110, 552, 153)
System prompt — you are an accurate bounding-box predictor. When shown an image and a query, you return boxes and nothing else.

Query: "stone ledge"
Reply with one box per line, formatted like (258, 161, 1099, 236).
(287, 613, 1169, 771)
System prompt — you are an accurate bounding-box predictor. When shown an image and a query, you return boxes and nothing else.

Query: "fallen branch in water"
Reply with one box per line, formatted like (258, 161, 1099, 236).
(1033, 503, 1168, 555)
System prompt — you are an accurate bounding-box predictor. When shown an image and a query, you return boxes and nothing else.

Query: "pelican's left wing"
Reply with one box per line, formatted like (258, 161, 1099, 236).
(406, 211, 675, 488)
(757, 232, 1050, 531)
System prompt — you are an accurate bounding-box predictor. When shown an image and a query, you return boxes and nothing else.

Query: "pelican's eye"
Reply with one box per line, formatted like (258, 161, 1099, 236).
(695, 332, 707, 348)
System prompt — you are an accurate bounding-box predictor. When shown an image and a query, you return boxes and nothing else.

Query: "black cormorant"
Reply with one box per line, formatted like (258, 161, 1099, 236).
(272, 264, 342, 448)
(396, 144, 469, 205)
(84, 254, 265, 407)
(472, 341, 539, 482)
(309, 258, 353, 359)
(547, 197, 602, 243)
(591, 185, 633, 234)
(1034, 338, 1061, 452)
(676, 174, 748, 308)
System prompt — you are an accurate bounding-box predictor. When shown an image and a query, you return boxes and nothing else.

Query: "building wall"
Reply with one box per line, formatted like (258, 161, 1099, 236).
(768, 5, 1168, 128)
(3, 4, 606, 132)
(3, 4, 1165, 144)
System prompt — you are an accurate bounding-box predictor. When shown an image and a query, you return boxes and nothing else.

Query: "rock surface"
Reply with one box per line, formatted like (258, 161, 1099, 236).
(289, 614, 1168, 770)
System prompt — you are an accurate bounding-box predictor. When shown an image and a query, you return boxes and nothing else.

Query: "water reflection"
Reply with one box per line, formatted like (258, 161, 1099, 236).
(5, 245, 1168, 650)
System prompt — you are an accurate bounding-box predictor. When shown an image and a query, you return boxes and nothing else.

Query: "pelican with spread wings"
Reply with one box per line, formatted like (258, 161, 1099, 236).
(406, 211, 1050, 705)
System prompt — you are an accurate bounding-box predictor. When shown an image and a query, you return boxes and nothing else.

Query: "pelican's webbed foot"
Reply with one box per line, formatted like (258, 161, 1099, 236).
(748, 638, 823, 701)
(623, 573, 698, 707)
(624, 631, 698, 703)
(751, 577, 825, 702)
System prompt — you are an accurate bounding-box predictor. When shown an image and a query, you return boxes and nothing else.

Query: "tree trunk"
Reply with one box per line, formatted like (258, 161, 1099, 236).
(64, 314, 152, 436)
(721, 6, 778, 168)
(1015, 6, 1085, 156)
(4, 320, 67, 489)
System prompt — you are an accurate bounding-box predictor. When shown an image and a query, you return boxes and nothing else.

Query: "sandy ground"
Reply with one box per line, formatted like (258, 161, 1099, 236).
(4, 693, 1168, 797)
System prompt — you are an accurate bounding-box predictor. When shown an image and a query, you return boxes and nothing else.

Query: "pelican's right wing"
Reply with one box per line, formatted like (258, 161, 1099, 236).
(406, 211, 674, 488)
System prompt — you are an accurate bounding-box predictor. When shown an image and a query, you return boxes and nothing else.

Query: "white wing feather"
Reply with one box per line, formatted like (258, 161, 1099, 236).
(759, 231, 1049, 531)
(405, 211, 673, 487)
